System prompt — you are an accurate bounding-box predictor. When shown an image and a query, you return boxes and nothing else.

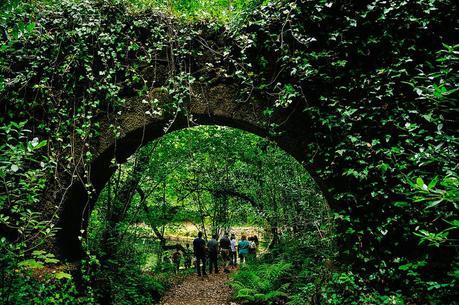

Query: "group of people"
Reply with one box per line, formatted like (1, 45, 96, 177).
(169, 232, 259, 276)
(192, 231, 259, 276)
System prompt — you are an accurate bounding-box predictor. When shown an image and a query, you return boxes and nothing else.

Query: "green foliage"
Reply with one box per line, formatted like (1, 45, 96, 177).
(0, 1, 36, 46)
(228, 0, 458, 301)
(408, 174, 459, 246)
(17, 250, 62, 274)
(0, 250, 96, 305)
(87, 125, 332, 303)
(316, 271, 406, 305)
(229, 229, 335, 305)
(0, 121, 53, 249)
(236, 244, 408, 305)
(229, 260, 291, 304)
(126, 0, 264, 22)
(0, 0, 457, 303)
(93, 262, 167, 305)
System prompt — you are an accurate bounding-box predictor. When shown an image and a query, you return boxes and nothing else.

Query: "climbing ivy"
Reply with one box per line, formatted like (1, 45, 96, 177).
(1, 0, 458, 303)
(227, 0, 458, 301)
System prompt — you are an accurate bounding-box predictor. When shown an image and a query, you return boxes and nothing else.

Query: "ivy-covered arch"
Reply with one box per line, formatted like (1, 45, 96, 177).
(55, 82, 319, 260)
(1, 0, 457, 300)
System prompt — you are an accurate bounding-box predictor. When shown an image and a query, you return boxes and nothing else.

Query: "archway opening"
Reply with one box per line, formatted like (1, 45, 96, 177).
(55, 101, 322, 261)
(85, 125, 334, 304)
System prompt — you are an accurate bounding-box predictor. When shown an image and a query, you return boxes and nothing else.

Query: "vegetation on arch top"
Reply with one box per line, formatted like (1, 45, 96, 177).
(4, 0, 266, 23)
(125, 0, 266, 22)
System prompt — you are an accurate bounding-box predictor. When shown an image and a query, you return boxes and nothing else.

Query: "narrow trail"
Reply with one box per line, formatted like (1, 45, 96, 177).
(159, 272, 238, 305)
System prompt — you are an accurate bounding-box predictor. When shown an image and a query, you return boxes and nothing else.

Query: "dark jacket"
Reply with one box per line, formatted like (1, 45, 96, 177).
(193, 237, 206, 257)
(220, 236, 231, 249)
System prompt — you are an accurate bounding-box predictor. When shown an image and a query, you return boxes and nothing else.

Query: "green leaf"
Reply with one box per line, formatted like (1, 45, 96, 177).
(425, 199, 442, 209)
(44, 258, 59, 264)
(380, 163, 390, 173)
(428, 176, 439, 189)
(416, 177, 425, 188)
(18, 259, 44, 269)
(393, 201, 409, 208)
(399, 263, 412, 271)
(445, 220, 459, 228)
(55, 272, 72, 280)
(32, 250, 46, 256)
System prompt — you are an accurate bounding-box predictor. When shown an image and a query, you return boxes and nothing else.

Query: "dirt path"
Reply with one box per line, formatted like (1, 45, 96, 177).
(159, 272, 238, 305)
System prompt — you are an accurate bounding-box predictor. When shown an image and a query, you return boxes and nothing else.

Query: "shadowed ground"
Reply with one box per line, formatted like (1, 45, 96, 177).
(160, 272, 238, 305)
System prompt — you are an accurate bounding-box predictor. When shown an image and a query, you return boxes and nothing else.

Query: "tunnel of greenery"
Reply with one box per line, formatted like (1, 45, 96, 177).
(0, 0, 457, 304)
(86, 126, 333, 304)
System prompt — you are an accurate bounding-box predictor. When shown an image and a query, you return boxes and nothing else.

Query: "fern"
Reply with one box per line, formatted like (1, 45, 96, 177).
(230, 261, 292, 304)
(263, 290, 288, 301)
(235, 288, 259, 302)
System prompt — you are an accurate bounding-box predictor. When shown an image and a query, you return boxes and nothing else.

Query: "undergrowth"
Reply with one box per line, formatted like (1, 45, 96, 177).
(229, 261, 292, 304)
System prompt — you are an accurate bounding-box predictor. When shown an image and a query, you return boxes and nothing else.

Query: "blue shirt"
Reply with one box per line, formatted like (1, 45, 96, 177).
(238, 240, 250, 255)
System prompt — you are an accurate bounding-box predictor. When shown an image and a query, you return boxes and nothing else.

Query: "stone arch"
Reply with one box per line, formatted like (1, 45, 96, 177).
(54, 81, 321, 260)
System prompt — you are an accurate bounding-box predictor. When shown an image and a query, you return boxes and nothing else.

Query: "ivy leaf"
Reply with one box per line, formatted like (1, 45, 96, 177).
(380, 163, 389, 173)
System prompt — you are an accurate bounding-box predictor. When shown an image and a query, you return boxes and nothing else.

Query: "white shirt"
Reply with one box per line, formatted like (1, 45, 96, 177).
(230, 239, 237, 252)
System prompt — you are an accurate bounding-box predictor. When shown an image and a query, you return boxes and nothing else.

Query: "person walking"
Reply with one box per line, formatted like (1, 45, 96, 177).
(172, 247, 181, 274)
(193, 232, 207, 276)
(230, 233, 237, 268)
(207, 234, 219, 274)
(184, 243, 192, 269)
(253, 235, 259, 247)
(248, 236, 257, 260)
(220, 232, 231, 273)
(238, 234, 250, 265)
